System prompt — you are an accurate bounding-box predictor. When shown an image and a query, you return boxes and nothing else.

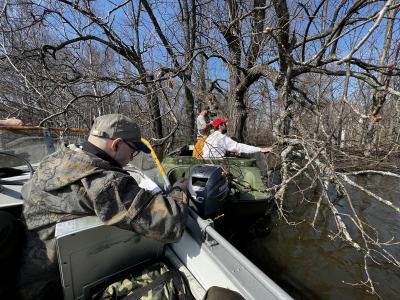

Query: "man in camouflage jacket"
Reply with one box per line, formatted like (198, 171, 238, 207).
(18, 114, 188, 299)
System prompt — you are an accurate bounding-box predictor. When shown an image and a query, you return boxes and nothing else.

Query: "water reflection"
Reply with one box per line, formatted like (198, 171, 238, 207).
(228, 174, 400, 299)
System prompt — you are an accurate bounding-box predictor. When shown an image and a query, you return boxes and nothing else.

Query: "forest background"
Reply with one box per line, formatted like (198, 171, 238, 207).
(1, 0, 400, 298)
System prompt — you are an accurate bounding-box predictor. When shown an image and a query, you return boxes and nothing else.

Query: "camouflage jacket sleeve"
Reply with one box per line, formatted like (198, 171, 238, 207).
(82, 171, 188, 243)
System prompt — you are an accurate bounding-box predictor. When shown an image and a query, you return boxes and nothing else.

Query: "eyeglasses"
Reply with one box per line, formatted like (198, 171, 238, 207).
(122, 139, 139, 157)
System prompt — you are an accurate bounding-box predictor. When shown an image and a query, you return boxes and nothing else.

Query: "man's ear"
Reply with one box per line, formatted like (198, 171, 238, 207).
(110, 138, 122, 152)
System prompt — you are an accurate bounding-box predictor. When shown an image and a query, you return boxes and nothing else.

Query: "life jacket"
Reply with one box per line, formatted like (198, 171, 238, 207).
(193, 136, 207, 159)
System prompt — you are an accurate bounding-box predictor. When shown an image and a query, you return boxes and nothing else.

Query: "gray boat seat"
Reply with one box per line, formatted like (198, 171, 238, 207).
(55, 216, 164, 300)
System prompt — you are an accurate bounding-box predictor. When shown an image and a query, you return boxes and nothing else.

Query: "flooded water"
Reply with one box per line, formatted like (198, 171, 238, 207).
(228, 174, 400, 299)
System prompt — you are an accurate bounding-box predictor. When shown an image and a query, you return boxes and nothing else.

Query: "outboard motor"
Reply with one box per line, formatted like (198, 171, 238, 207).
(188, 165, 229, 218)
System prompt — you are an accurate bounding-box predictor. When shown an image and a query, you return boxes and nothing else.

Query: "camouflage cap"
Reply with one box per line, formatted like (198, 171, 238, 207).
(90, 114, 150, 153)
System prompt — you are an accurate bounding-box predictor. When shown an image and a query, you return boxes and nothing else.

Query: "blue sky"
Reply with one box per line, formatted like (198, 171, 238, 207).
(29, 0, 397, 103)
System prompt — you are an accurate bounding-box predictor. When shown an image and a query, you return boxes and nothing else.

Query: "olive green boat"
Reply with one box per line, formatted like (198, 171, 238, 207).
(163, 149, 272, 218)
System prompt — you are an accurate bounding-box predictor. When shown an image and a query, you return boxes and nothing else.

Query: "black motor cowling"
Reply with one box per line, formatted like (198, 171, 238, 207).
(188, 165, 229, 218)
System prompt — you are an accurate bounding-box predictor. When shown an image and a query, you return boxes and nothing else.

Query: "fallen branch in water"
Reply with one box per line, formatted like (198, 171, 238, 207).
(342, 170, 400, 178)
(262, 129, 399, 298)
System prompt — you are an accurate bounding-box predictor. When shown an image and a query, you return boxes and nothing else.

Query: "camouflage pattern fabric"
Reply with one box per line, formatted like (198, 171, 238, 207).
(99, 262, 193, 300)
(18, 144, 188, 299)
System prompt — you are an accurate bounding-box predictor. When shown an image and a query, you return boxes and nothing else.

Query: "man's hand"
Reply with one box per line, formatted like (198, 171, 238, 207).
(172, 178, 188, 194)
(260, 147, 272, 153)
(171, 178, 189, 204)
(0, 119, 24, 126)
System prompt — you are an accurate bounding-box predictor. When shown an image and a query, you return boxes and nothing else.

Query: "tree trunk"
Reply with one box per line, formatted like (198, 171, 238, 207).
(364, 5, 398, 154)
(145, 83, 163, 139)
(182, 0, 196, 141)
(183, 83, 195, 141)
(231, 93, 247, 142)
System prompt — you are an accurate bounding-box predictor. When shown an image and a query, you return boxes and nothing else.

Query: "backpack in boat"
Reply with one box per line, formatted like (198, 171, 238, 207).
(91, 261, 195, 300)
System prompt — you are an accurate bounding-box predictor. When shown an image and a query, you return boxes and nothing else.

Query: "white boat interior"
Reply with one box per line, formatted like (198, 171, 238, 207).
(0, 129, 292, 300)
